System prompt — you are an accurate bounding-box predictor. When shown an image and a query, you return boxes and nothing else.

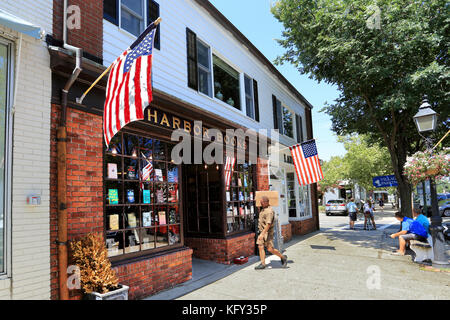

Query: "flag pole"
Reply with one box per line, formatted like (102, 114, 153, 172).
(76, 17, 162, 105)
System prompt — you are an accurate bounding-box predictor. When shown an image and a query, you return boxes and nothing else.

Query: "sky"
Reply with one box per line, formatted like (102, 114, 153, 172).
(209, 0, 346, 161)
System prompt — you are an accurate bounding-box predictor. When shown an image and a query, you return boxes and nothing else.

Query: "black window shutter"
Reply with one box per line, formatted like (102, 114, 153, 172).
(186, 28, 198, 90)
(104, 0, 119, 25)
(296, 114, 304, 143)
(276, 99, 283, 134)
(253, 79, 259, 122)
(148, 0, 160, 50)
(272, 95, 278, 129)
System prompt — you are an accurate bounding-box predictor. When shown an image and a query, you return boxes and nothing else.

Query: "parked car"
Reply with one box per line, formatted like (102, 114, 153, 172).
(439, 201, 450, 217)
(443, 222, 449, 241)
(325, 199, 348, 216)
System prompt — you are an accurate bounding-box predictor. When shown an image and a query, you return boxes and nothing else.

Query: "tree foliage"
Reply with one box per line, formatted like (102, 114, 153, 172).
(272, 0, 450, 214)
(319, 135, 392, 192)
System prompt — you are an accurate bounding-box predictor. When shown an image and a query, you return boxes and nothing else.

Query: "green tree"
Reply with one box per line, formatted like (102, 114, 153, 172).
(272, 0, 450, 216)
(318, 155, 348, 191)
(338, 135, 392, 192)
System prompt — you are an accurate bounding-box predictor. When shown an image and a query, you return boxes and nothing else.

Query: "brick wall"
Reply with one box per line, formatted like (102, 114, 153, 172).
(290, 217, 317, 236)
(50, 105, 104, 299)
(53, 0, 103, 59)
(281, 223, 292, 243)
(185, 233, 255, 264)
(257, 158, 269, 191)
(114, 248, 193, 300)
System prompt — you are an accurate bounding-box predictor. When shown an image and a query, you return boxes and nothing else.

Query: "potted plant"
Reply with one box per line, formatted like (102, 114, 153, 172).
(70, 233, 129, 300)
(403, 150, 450, 186)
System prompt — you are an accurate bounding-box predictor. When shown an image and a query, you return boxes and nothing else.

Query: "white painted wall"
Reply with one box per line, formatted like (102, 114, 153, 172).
(103, 0, 309, 143)
(0, 0, 52, 299)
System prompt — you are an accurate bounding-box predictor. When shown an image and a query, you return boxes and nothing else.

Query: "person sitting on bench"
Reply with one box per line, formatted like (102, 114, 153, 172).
(390, 211, 428, 256)
(413, 206, 430, 237)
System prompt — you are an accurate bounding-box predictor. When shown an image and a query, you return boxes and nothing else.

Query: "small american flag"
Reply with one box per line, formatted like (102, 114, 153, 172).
(103, 22, 157, 146)
(140, 152, 153, 189)
(289, 140, 323, 186)
(224, 156, 236, 190)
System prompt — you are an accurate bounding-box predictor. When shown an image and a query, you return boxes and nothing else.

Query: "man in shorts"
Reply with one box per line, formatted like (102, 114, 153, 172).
(255, 196, 288, 270)
(390, 211, 428, 255)
(346, 198, 358, 230)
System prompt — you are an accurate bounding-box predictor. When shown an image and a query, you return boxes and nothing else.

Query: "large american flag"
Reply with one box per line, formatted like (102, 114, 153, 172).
(103, 22, 157, 146)
(224, 156, 236, 190)
(289, 140, 323, 186)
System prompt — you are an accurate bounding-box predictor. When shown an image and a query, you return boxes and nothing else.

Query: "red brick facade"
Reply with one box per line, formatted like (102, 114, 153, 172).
(185, 233, 255, 264)
(50, 105, 193, 300)
(114, 248, 193, 300)
(50, 105, 104, 299)
(53, 0, 104, 59)
(281, 223, 292, 243)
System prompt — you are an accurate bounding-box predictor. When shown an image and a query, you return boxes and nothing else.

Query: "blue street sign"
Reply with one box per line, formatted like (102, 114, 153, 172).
(372, 175, 398, 188)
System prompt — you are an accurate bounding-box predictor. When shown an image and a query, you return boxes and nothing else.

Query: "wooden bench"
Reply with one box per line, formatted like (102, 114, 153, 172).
(410, 235, 434, 263)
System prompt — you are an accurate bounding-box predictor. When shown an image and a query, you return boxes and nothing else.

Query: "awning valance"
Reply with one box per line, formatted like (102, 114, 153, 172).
(0, 8, 43, 39)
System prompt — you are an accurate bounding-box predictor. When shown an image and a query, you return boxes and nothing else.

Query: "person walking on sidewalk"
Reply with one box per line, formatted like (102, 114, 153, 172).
(347, 198, 358, 230)
(255, 196, 288, 270)
(363, 200, 377, 230)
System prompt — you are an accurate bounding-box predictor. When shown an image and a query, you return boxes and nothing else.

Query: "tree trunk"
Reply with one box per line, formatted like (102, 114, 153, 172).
(388, 139, 413, 218)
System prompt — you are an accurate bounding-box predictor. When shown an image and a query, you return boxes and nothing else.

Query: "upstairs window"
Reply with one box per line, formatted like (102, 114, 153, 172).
(121, 0, 145, 37)
(197, 41, 212, 97)
(213, 55, 240, 110)
(282, 106, 294, 139)
(104, 0, 160, 49)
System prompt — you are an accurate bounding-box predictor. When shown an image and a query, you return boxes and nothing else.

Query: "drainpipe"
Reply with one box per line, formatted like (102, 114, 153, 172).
(57, 0, 82, 300)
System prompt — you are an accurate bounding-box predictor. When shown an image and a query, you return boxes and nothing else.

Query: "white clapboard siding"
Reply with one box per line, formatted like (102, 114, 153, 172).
(103, 0, 309, 145)
(0, 0, 53, 36)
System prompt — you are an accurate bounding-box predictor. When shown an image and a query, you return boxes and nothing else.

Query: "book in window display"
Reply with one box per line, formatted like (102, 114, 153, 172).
(156, 189, 165, 203)
(168, 208, 177, 224)
(127, 213, 137, 228)
(158, 211, 166, 225)
(142, 211, 152, 227)
(127, 165, 137, 180)
(239, 191, 244, 202)
(108, 189, 119, 205)
(226, 191, 230, 202)
(126, 189, 135, 204)
(107, 163, 118, 179)
(109, 214, 119, 230)
(168, 168, 178, 183)
(168, 185, 177, 203)
(155, 168, 164, 182)
(143, 189, 151, 204)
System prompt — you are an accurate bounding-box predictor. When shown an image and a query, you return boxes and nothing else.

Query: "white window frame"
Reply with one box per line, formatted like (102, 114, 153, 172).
(0, 37, 14, 278)
(243, 74, 256, 120)
(196, 39, 212, 98)
(281, 104, 294, 139)
(211, 51, 242, 111)
(287, 167, 313, 221)
(119, 0, 147, 38)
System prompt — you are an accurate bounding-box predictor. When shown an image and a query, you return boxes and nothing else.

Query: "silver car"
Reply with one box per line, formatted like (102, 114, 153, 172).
(325, 199, 348, 216)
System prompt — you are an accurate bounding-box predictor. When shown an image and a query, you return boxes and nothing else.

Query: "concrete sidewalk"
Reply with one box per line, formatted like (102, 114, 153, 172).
(176, 226, 450, 300)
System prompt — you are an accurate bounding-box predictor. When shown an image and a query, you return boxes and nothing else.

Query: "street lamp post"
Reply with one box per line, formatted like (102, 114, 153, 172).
(413, 96, 449, 267)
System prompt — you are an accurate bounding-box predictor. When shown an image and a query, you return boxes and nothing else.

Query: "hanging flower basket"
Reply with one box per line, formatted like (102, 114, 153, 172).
(403, 150, 450, 186)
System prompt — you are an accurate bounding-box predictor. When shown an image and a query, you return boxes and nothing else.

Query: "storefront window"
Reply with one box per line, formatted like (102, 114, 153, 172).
(286, 171, 312, 219)
(213, 55, 241, 110)
(104, 132, 181, 259)
(287, 172, 297, 218)
(225, 162, 256, 235)
(0, 41, 10, 274)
